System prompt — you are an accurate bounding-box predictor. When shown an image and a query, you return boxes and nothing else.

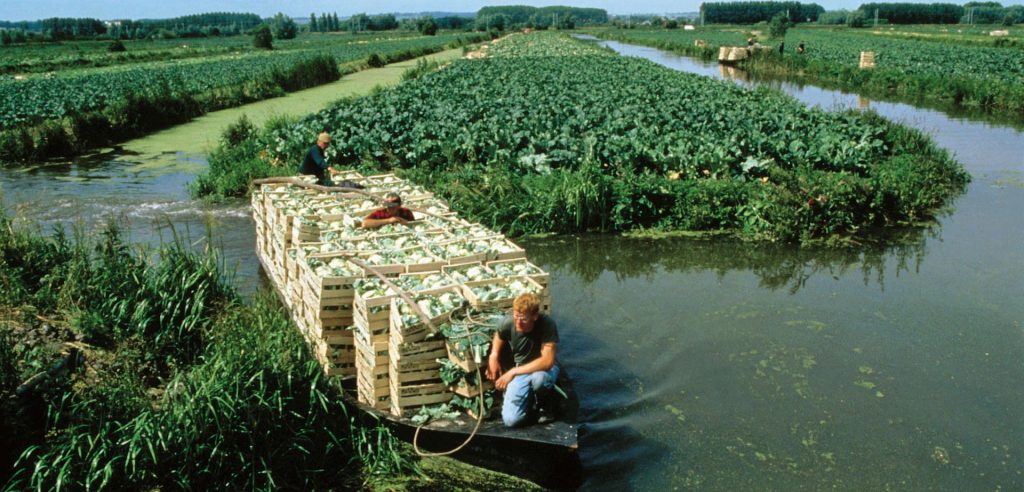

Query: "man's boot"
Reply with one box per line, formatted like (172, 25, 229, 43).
(535, 389, 559, 424)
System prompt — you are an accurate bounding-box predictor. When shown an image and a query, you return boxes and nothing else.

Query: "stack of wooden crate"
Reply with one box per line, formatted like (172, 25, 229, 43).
(252, 171, 554, 419)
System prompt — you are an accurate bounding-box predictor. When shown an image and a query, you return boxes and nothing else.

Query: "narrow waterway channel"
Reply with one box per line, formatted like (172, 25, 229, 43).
(1, 39, 1022, 489)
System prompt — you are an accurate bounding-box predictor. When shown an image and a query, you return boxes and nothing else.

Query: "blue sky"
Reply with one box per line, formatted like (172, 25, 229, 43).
(4, 0, 989, 22)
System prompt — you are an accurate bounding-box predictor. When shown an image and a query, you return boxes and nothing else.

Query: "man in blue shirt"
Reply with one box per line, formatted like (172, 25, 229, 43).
(299, 132, 338, 185)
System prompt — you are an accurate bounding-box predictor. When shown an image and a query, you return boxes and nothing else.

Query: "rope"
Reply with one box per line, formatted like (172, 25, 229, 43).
(413, 366, 487, 457)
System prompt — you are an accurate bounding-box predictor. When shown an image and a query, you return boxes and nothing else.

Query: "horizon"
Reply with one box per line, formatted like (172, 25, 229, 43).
(5, 0, 1021, 23)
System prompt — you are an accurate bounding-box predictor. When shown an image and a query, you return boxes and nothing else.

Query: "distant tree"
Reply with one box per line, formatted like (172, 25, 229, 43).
(417, 17, 438, 35)
(1, 30, 11, 46)
(108, 39, 126, 52)
(332, 13, 340, 31)
(1003, 12, 1016, 25)
(252, 24, 272, 49)
(846, 9, 868, 27)
(272, 13, 297, 39)
(769, 11, 791, 37)
(665, 19, 679, 28)
(555, 14, 575, 29)
(309, 13, 318, 32)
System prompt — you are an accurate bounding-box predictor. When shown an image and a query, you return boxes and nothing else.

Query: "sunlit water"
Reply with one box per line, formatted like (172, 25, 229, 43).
(1, 40, 1022, 489)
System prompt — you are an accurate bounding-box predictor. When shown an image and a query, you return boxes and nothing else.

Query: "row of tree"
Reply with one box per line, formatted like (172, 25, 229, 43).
(816, 2, 1021, 26)
(0, 13, 263, 43)
(858, 3, 964, 24)
(700, 2, 825, 23)
(476, 6, 608, 26)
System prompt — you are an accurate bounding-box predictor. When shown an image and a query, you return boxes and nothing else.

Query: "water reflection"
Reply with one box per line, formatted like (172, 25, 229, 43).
(523, 229, 935, 294)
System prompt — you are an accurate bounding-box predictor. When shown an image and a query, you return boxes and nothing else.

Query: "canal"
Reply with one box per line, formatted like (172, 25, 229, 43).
(1, 38, 1021, 490)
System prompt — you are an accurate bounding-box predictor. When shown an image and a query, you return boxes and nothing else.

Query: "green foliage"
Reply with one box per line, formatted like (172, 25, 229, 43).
(593, 27, 1024, 115)
(234, 33, 966, 243)
(701, 2, 825, 23)
(367, 53, 386, 67)
(0, 32, 485, 164)
(847, 10, 869, 27)
(417, 17, 438, 36)
(252, 24, 273, 50)
(272, 13, 297, 40)
(859, 2, 964, 24)
(477, 6, 609, 26)
(220, 114, 257, 146)
(401, 58, 443, 81)
(107, 39, 126, 52)
(769, 12, 792, 38)
(0, 327, 17, 394)
(0, 219, 419, 489)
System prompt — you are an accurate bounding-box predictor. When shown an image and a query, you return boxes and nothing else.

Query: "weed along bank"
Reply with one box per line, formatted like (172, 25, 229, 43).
(252, 172, 581, 488)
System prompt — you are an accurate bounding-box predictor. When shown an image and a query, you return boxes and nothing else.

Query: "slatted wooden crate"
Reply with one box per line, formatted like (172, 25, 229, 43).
(451, 377, 494, 398)
(388, 381, 452, 417)
(357, 376, 390, 410)
(489, 238, 527, 261)
(388, 286, 466, 345)
(486, 258, 549, 287)
(460, 276, 550, 311)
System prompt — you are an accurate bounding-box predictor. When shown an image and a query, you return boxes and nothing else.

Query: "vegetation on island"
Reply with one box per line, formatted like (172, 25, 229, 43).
(195, 33, 968, 245)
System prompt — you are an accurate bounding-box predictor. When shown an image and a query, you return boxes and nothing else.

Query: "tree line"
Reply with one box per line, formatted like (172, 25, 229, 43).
(700, 2, 825, 23)
(0, 12, 263, 43)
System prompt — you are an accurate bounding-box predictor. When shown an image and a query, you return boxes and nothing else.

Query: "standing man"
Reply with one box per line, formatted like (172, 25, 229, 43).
(778, 41, 785, 55)
(361, 192, 416, 229)
(299, 132, 338, 185)
(487, 293, 559, 427)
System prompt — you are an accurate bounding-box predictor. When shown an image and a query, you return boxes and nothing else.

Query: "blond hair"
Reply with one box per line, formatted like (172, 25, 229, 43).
(317, 132, 332, 144)
(512, 293, 541, 316)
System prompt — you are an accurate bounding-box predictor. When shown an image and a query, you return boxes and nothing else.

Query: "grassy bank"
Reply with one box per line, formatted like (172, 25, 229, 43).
(195, 33, 969, 245)
(0, 33, 487, 166)
(0, 213, 537, 489)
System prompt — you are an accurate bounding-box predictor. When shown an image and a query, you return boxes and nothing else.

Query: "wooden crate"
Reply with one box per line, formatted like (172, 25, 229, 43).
(486, 258, 549, 287)
(389, 337, 447, 365)
(389, 285, 466, 344)
(357, 379, 391, 410)
(460, 276, 550, 311)
(446, 340, 489, 372)
(451, 378, 494, 398)
(490, 238, 527, 261)
(389, 384, 453, 417)
(441, 262, 495, 284)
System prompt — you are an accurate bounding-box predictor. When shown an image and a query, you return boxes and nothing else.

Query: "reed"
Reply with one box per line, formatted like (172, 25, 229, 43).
(1, 215, 418, 489)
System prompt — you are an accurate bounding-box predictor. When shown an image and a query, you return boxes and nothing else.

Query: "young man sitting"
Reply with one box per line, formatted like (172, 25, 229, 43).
(487, 293, 560, 427)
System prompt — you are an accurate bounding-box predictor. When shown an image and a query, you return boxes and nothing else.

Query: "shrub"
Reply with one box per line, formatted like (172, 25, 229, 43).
(769, 12, 791, 38)
(366, 53, 386, 67)
(252, 24, 273, 49)
(107, 39, 126, 52)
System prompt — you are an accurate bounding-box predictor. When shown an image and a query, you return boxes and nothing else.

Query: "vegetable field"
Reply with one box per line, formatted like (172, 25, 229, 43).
(226, 32, 967, 243)
(0, 33, 482, 130)
(593, 26, 1024, 114)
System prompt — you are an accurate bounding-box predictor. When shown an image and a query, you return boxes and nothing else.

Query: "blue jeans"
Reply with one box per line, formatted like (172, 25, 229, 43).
(502, 364, 559, 427)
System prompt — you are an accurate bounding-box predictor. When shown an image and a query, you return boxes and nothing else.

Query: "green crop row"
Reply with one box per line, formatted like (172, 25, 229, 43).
(591, 26, 1024, 115)
(202, 32, 968, 244)
(0, 33, 487, 164)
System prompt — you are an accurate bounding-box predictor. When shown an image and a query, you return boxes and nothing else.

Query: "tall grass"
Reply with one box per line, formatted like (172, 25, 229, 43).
(0, 214, 418, 489)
